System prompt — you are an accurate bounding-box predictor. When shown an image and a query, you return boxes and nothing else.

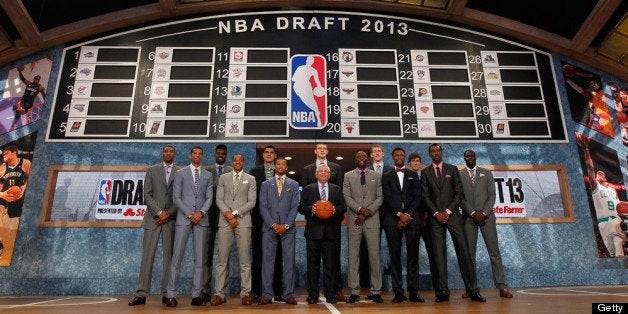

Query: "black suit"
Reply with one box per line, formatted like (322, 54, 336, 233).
(382, 168, 422, 296)
(298, 182, 346, 301)
(249, 165, 283, 298)
(421, 163, 477, 297)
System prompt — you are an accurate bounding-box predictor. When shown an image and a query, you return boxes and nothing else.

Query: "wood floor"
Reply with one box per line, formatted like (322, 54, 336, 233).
(1, 286, 626, 314)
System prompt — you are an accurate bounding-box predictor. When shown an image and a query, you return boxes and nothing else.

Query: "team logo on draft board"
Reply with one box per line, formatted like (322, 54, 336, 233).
(290, 55, 327, 129)
(70, 121, 81, 132)
(99, 180, 112, 205)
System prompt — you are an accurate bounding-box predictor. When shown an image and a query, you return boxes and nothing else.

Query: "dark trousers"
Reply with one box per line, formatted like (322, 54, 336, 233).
(306, 238, 339, 299)
(384, 224, 420, 295)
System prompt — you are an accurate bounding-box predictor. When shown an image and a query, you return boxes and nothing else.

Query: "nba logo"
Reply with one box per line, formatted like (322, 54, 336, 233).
(290, 55, 327, 129)
(98, 180, 112, 205)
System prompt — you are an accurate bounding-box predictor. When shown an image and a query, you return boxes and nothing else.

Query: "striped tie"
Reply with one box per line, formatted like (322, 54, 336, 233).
(321, 184, 326, 200)
(194, 168, 199, 195)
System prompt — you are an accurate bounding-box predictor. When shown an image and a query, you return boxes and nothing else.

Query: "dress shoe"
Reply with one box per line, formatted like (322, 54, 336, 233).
(346, 294, 360, 303)
(461, 292, 470, 298)
(392, 293, 407, 303)
(165, 298, 178, 307)
(469, 291, 486, 302)
(286, 296, 297, 305)
(435, 294, 449, 302)
(210, 296, 225, 306)
(274, 295, 285, 302)
(366, 294, 384, 303)
(128, 296, 146, 306)
(307, 296, 318, 304)
(242, 295, 252, 305)
(409, 294, 425, 303)
(191, 297, 206, 306)
(202, 292, 212, 303)
(162, 296, 168, 304)
(500, 288, 514, 298)
(335, 291, 347, 302)
(258, 296, 272, 305)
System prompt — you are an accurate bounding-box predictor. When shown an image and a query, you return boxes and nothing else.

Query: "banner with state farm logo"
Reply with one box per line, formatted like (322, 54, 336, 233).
(41, 166, 148, 227)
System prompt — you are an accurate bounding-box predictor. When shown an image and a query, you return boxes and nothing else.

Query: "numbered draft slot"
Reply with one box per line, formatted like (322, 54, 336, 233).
(65, 46, 140, 137)
(146, 47, 216, 137)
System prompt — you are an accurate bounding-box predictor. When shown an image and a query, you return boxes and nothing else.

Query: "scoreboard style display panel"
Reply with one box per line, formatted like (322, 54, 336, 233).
(47, 10, 567, 142)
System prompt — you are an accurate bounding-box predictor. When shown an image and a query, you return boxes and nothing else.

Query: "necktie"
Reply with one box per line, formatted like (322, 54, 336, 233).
(277, 177, 283, 196)
(376, 165, 382, 173)
(165, 165, 171, 184)
(469, 169, 476, 184)
(194, 168, 199, 195)
(360, 170, 366, 185)
(265, 167, 274, 180)
(321, 184, 327, 200)
(218, 165, 223, 177)
(436, 166, 441, 179)
(233, 173, 240, 196)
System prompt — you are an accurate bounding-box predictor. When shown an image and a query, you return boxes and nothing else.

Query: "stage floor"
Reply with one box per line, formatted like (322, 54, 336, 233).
(1, 286, 626, 313)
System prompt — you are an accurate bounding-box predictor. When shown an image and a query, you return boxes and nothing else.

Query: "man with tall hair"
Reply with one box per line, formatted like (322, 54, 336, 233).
(0, 146, 31, 228)
(165, 146, 213, 307)
(212, 154, 257, 306)
(421, 143, 484, 303)
(257, 157, 300, 305)
(301, 143, 345, 301)
(129, 146, 177, 306)
(381, 147, 423, 303)
(249, 144, 284, 302)
(343, 151, 384, 303)
(459, 149, 513, 298)
(299, 164, 346, 304)
(201, 144, 232, 301)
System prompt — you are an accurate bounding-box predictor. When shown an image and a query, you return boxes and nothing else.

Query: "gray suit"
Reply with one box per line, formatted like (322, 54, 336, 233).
(167, 165, 213, 299)
(134, 163, 177, 298)
(202, 164, 232, 293)
(214, 171, 256, 298)
(258, 176, 300, 299)
(459, 166, 508, 290)
(343, 168, 383, 295)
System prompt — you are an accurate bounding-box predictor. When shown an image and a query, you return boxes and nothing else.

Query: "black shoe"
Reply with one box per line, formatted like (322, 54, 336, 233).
(191, 297, 206, 306)
(202, 292, 212, 303)
(165, 298, 178, 307)
(346, 294, 360, 303)
(274, 295, 285, 302)
(128, 296, 146, 306)
(307, 296, 318, 304)
(435, 293, 449, 303)
(366, 294, 384, 303)
(326, 296, 338, 304)
(392, 294, 407, 303)
(162, 296, 168, 304)
(470, 291, 486, 302)
(409, 294, 425, 303)
(251, 294, 261, 303)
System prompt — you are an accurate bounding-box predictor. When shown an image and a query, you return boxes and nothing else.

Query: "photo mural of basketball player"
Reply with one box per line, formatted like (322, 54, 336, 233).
(575, 133, 627, 258)
(609, 82, 628, 146)
(290, 55, 327, 129)
(0, 131, 37, 266)
(0, 57, 53, 134)
(562, 62, 613, 138)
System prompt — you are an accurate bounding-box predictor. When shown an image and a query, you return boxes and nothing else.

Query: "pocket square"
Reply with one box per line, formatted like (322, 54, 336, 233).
(242, 180, 249, 184)
(445, 174, 452, 178)
(479, 173, 485, 177)
(286, 188, 292, 192)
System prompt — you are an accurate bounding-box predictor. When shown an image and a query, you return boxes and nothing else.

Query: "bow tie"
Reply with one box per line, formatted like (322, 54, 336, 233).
(395, 167, 405, 172)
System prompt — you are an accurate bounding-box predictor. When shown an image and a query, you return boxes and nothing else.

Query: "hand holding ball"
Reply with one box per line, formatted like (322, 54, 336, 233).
(314, 200, 334, 219)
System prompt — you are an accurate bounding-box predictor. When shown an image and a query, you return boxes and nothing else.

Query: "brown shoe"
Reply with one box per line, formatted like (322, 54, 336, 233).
(242, 295, 252, 305)
(335, 291, 346, 302)
(258, 296, 272, 305)
(286, 296, 297, 305)
(210, 296, 225, 306)
(461, 292, 470, 298)
(500, 288, 513, 298)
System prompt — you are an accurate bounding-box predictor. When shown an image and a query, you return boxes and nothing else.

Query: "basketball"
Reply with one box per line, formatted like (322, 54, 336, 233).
(314, 200, 334, 219)
(16, 65, 25, 71)
(616, 201, 628, 215)
(562, 64, 576, 78)
(313, 86, 326, 97)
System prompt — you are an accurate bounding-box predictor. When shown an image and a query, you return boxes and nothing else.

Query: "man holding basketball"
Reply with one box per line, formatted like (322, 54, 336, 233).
(298, 164, 346, 304)
(10, 66, 46, 131)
